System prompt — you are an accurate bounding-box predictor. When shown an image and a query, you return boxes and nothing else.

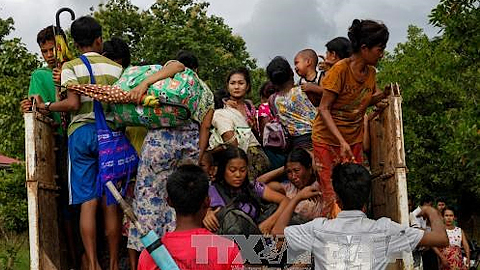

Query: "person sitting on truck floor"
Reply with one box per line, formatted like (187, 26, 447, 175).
(137, 164, 243, 270)
(33, 16, 124, 270)
(272, 163, 449, 270)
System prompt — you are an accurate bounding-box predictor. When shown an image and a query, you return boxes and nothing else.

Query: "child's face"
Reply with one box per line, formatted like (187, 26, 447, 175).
(40, 40, 56, 68)
(199, 156, 217, 181)
(294, 54, 311, 77)
(443, 209, 455, 226)
(228, 73, 248, 100)
(224, 158, 247, 188)
(325, 50, 340, 65)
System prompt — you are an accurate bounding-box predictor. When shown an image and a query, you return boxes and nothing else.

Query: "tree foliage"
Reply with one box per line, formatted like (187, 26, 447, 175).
(0, 164, 28, 233)
(377, 0, 479, 207)
(0, 17, 41, 159)
(93, 0, 263, 93)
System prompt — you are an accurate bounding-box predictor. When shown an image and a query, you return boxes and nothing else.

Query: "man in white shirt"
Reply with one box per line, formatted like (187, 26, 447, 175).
(272, 163, 448, 270)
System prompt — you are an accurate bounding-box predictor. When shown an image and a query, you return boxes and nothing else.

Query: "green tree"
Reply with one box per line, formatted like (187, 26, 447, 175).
(0, 17, 41, 159)
(377, 1, 479, 208)
(93, 0, 264, 93)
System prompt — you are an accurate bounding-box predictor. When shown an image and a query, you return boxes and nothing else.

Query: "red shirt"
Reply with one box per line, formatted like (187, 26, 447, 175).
(137, 228, 243, 270)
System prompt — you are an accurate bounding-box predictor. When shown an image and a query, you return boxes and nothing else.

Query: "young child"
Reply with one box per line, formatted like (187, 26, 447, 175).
(433, 208, 470, 270)
(203, 146, 289, 235)
(294, 48, 321, 106)
(199, 151, 217, 182)
(34, 16, 124, 270)
(273, 163, 449, 269)
(300, 37, 353, 104)
(137, 164, 243, 269)
(267, 56, 317, 150)
(294, 48, 320, 85)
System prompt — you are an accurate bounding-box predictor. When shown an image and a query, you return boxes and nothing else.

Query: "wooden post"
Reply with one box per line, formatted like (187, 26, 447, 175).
(369, 84, 414, 269)
(24, 111, 61, 270)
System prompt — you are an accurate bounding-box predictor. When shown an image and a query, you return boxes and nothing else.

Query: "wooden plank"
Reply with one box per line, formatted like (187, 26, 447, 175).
(24, 111, 61, 270)
(369, 84, 413, 269)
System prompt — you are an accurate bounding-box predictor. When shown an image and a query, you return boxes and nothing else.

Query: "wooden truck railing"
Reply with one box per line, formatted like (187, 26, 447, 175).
(24, 111, 62, 269)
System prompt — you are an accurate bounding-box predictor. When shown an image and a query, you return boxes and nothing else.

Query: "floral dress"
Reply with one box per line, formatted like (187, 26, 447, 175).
(127, 78, 214, 251)
(440, 227, 467, 270)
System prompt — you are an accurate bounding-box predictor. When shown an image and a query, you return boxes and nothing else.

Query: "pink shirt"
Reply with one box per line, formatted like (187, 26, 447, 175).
(138, 228, 243, 270)
(257, 103, 273, 120)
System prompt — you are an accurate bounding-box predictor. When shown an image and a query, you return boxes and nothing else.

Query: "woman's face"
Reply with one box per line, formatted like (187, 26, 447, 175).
(224, 157, 248, 188)
(362, 44, 385, 66)
(444, 209, 455, 226)
(286, 162, 312, 190)
(228, 73, 248, 100)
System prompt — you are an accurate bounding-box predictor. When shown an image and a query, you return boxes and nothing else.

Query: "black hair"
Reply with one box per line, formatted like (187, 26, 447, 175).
(325, 37, 352, 59)
(214, 88, 229, 109)
(213, 146, 261, 218)
(176, 50, 199, 70)
(443, 207, 455, 216)
(285, 148, 312, 169)
(297, 49, 319, 67)
(332, 163, 371, 210)
(420, 194, 434, 206)
(266, 56, 294, 86)
(103, 37, 131, 68)
(348, 19, 389, 53)
(37, 25, 66, 46)
(71, 16, 102, 48)
(259, 81, 276, 99)
(226, 67, 252, 94)
(202, 151, 215, 166)
(436, 197, 446, 203)
(166, 164, 209, 215)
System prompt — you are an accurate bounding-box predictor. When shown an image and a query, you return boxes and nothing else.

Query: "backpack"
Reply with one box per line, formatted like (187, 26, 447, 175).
(263, 93, 288, 150)
(216, 204, 262, 236)
(214, 183, 262, 236)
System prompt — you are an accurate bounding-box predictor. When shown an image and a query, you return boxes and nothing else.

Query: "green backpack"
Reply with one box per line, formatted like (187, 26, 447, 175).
(113, 65, 209, 129)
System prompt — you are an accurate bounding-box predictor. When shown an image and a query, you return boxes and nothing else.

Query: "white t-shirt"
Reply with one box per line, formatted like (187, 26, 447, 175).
(285, 210, 424, 270)
(210, 106, 260, 152)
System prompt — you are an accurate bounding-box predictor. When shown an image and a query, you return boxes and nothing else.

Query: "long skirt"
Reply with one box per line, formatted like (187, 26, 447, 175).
(313, 142, 363, 218)
(127, 123, 199, 251)
(440, 246, 467, 270)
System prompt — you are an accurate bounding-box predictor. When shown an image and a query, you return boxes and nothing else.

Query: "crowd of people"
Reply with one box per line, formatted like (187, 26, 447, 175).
(20, 14, 471, 270)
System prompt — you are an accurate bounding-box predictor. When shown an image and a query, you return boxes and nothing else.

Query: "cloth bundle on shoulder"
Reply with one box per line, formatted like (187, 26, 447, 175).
(113, 65, 205, 128)
(67, 64, 208, 128)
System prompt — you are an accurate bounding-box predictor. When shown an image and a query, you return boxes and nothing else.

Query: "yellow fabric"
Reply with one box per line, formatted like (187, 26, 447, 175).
(125, 127, 148, 154)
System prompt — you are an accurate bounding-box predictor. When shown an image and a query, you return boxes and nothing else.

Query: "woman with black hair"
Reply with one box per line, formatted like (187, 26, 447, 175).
(261, 148, 323, 221)
(313, 19, 390, 217)
(202, 146, 289, 235)
(209, 68, 270, 181)
(266, 56, 317, 150)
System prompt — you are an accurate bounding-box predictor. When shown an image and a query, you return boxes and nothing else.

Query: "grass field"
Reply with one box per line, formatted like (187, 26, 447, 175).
(0, 233, 29, 270)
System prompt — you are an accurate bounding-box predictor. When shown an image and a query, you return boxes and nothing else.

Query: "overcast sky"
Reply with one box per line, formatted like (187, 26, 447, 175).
(1, 0, 440, 67)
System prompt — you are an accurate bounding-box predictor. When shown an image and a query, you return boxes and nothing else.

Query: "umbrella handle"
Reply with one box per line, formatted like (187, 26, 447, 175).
(56, 7, 75, 29)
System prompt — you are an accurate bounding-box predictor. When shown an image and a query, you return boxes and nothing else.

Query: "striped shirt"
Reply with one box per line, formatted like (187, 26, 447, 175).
(61, 52, 123, 136)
